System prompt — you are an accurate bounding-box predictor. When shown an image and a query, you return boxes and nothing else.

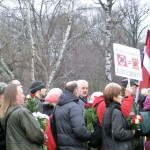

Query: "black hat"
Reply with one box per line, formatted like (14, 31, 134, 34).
(30, 81, 46, 94)
(121, 79, 138, 88)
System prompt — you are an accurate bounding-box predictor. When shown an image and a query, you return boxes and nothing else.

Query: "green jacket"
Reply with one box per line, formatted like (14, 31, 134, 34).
(1, 106, 45, 150)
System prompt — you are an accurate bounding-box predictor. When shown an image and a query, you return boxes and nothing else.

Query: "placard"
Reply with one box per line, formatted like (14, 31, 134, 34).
(113, 43, 142, 81)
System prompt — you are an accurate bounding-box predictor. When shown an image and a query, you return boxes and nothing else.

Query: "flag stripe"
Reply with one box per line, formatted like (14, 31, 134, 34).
(143, 53, 150, 75)
(139, 30, 150, 90)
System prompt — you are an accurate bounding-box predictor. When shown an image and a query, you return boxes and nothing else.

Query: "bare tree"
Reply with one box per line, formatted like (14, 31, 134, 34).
(25, 0, 36, 82)
(47, 0, 74, 90)
(95, 0, 116, 84)
(118, 0, 150, 48)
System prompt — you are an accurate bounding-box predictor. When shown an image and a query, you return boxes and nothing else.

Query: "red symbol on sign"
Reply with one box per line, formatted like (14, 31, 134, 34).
(132, 58, 139, 69)
(117, 54, 127, 67)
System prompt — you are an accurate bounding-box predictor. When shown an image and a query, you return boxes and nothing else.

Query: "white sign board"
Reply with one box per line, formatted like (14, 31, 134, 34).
(113, 43, 142, 81)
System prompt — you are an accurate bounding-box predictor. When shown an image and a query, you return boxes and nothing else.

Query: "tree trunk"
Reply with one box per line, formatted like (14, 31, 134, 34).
(47, 0, 74, 90)
(25, 0, 35, 82)
(98, 0, 114, 84)
(0, 50, 14, 80)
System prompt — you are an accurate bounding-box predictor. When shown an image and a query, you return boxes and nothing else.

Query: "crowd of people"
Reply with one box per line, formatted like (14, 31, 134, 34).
(0, 79, 150, 150)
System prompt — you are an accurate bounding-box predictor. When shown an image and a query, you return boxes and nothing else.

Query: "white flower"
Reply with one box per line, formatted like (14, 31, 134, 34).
(136, 115, 141, 120)
(32, 112, 38, 118)
(42, 114, 49, 119)
(26, 95, 31, 99)
(135, 119, 139, 124)
(33, 112, 49, 119)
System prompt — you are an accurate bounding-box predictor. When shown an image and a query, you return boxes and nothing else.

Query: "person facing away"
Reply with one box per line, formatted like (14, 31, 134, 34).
(29, 81, 47, 113)
(44, 88, 62, 150)
(121, 79, 143, 150)
(0, 84, 45, 150)
(77, 80, 90, 109)
(102, 83, 135, 150)
(54, 81, 91, 150)
(43, 88, 62, 116)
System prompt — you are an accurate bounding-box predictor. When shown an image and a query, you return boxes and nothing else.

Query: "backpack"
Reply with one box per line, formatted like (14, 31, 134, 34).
(140, 111, 150, 135)
(88, 100, 104, 149)
(0, 107, 19, 150)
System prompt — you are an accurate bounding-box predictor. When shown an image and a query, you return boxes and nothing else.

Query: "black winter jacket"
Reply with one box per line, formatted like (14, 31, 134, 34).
(102, 103, 134, 150)
(54, 90, 91, 150)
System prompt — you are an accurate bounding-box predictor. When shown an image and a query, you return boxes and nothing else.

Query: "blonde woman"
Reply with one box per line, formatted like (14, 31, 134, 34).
(0, 84, 45, 150)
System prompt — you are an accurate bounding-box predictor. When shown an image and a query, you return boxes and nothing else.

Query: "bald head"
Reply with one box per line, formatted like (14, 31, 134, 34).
(65, 81, 77, 92)
(65, 81, 79, 96)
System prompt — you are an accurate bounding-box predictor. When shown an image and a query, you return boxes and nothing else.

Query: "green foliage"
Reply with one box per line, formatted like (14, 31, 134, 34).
(85, 107, 97, 132)
(26, 95, 38, 113)
(37, 117, 47, 131)
(42, 145, 47, 150)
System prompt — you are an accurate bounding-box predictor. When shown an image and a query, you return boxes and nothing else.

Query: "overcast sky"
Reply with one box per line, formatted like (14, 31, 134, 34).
(80, 0, 150, 5)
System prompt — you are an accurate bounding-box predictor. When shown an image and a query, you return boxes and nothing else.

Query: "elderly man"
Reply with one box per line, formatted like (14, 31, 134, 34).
(78, 80, 90, 109)
(54, 81, 91, 150)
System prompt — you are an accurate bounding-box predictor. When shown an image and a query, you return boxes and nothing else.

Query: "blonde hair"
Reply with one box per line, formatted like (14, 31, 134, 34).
(0, 84, 18, 118)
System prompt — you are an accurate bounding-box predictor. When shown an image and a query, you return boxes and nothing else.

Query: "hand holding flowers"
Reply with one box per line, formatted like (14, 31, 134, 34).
(128, 115, 142, 130)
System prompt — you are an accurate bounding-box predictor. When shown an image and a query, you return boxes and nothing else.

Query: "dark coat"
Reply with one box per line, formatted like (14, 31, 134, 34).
(79, 95, 90, 110)
(102, 107, 134, 150)
(35, 96, 44, 113)
(43, 103, 54, 116)
(54, 90, 91, 150)
(1, 106, 45, 150)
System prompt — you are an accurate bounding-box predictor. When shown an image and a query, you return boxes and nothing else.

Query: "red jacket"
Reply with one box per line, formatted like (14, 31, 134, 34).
(92, 96, 134, 126)
(45, 116, 56, 150)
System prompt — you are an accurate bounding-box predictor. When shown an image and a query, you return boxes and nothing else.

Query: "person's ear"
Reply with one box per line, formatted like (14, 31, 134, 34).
(113, 96, 118, 101)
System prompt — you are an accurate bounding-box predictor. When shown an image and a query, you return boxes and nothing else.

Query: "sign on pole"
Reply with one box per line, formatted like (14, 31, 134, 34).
(113, 43, 142, 81)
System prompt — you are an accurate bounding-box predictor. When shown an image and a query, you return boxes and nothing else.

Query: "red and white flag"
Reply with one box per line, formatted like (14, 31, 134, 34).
(139, 30, 150, 90)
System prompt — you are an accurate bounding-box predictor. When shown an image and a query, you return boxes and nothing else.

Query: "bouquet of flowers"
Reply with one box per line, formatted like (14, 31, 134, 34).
(26, 94, 38, 113)
(84, 103, 97, 132)
(128, 115, 142, 130)
(32, 112, 49, 150)
(26, 94, 49, 150)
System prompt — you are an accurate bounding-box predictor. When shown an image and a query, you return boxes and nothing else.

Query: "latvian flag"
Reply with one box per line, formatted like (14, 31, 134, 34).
(139, 30, 150, 90)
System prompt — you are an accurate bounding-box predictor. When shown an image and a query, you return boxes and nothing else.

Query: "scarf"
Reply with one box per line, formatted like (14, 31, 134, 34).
(104, 101, 121, 136)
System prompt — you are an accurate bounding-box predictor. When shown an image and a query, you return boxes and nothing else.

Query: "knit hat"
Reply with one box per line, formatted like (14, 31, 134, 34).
(45, 88, 62, 104)
(0, 82, 7, 95)
(30, 81, 46, 94)
(121, 79, 138, 88)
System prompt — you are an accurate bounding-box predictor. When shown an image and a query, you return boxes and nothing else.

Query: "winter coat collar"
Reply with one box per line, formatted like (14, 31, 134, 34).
(104, 101, 121, 136)
(57, 90, 79, 106)
(79, 95, 90, 104)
